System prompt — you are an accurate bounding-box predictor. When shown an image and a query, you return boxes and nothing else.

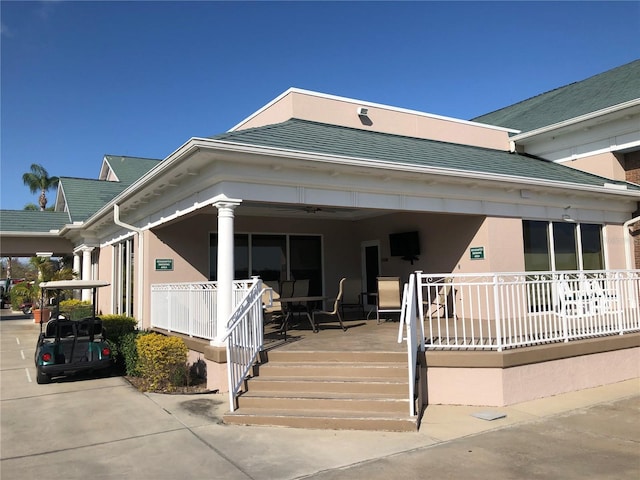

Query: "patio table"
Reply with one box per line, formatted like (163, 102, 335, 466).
(277, 296, 326, 339)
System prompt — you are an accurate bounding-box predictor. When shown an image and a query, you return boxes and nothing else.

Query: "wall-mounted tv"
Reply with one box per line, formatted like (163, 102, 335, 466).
(389, 231, 420, 262)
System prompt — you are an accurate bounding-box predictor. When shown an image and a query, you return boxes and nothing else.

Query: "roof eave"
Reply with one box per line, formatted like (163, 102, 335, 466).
(511, 99, 640, 143)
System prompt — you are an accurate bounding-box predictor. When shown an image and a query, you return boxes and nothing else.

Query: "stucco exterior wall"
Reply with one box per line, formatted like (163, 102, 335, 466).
(604, 224, 628, 269)
(559, 151, 626, 181)
(426, 347, 639, 406)
(236, 90, 511, 151)
(624, 150, 640, 269)
(96, 245, 113, 316)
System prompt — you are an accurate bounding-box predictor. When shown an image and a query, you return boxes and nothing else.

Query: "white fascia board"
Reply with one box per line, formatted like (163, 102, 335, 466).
(511, 99, 640, 143)
(1, 231, 64, 237)
(229, 87, 519, 134)
(79, 135, 640, 231)
(80, 139, 202, 229)
(196, 138, 640, 199)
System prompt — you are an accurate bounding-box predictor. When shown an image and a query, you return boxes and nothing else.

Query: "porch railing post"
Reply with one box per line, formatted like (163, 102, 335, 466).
(493, 274, 503, 352)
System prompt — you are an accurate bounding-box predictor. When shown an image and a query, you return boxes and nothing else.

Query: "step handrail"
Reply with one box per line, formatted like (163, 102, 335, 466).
(223, 278, 264, 411)
(398, 273, 420, 417)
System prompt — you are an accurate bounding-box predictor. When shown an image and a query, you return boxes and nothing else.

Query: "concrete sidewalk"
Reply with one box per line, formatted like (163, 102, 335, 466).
(2, 314, 639, 479)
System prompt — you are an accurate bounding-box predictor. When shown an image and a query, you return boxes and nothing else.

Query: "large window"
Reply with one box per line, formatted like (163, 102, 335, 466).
(210, 233, 322, 295)
(113, 238, 134, 316)
(522, 220, 604, 271)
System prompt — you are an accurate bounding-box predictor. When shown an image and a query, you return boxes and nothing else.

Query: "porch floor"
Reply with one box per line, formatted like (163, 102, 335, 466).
(263, 314, 406, 353)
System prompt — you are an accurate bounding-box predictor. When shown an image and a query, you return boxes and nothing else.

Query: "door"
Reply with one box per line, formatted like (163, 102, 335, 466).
(361, 240, 380, 308)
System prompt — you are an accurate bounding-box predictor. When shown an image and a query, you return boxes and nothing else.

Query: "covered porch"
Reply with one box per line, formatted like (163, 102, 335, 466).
(151, 269, 640, 420)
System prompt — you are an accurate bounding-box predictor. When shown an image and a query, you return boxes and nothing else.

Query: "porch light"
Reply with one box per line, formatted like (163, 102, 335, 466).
(562, 214, 576, 223)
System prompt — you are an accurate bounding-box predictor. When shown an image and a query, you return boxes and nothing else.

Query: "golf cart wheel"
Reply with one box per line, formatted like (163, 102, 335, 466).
(36, 367, 51, 384)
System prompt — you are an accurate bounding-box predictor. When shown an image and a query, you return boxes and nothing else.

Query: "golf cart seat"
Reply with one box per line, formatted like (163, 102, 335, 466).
(45, 320, 74, 338)
(77, 318, 102, 337)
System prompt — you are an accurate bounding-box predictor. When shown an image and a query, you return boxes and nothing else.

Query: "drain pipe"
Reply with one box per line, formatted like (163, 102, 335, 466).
(624, 215, 640, 270)
(114, 204, 144, 325)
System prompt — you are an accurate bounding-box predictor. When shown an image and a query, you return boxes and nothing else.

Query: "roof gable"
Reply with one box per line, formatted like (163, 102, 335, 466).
(472, 60, 640, 133)
(57, 177, 128, 222)
(99, 155, 161, 185)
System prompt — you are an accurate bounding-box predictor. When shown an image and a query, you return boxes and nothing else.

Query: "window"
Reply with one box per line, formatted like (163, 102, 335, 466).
(553, 222, 578, 270)
(210, 233, 322, 294)
(523, 220, 550, 271)
(113, 238, 134, 316)
(522, 221, 604, 271)
(580, 224, 604, 270)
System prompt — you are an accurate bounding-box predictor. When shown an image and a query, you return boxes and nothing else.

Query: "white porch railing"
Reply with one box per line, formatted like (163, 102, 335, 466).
(396, 274, 422, 417)
(416, 269, 640, 351)
(222, 279, 264, 412)
(150, 279, 258, 340)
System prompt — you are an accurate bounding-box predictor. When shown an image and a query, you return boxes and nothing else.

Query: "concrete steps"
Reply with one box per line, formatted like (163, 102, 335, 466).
(223, 350, 417, 432)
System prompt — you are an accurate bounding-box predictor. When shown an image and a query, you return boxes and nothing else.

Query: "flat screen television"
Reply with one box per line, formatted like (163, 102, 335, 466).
(389, 231, 420, 262)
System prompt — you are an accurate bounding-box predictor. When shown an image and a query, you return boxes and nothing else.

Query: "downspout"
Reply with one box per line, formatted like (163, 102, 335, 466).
(623, 215, 640, 270)
(113, 204, 144, 325)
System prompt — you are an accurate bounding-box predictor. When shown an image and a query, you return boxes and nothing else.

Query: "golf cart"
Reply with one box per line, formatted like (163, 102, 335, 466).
(34, 280, 112, 384)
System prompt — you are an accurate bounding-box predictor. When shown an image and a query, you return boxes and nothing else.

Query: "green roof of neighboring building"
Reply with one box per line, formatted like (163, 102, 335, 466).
(103, 155, 161, 186)
(0, 210, 71, 233)
(471, 59, 640, 133)
(212, 118, 639, 191)
(58, 177, 128, 222)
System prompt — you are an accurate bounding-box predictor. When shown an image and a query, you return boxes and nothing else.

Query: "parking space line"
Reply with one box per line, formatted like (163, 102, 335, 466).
(16, 337, 21, 345)
(20, 350, 25, 360)
(25, 368, 32, 383)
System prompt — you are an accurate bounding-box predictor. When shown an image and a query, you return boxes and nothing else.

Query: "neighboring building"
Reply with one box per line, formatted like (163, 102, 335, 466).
(1, 60, 639, 401)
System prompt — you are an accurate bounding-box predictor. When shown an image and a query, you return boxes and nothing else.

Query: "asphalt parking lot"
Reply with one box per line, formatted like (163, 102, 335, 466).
(1, 311, 639, 479)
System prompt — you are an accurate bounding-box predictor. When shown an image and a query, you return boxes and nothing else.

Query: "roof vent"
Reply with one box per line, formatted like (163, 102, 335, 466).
(357, 107, 368, 116)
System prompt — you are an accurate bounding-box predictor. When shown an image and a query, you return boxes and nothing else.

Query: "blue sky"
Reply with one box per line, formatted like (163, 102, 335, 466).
(1, 1, 639, 211)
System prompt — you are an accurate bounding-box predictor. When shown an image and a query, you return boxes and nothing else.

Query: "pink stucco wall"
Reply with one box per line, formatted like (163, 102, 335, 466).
(426, 347, 639, 406)
(235, 90, 511, 151)
(561, 151, 626, 181)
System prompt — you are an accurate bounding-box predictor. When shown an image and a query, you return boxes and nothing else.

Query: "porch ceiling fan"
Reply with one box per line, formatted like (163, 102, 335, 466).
(275, 205, 349, 214)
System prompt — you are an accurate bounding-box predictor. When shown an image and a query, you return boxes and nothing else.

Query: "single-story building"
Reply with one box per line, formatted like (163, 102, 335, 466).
(2, 60, 639, 427)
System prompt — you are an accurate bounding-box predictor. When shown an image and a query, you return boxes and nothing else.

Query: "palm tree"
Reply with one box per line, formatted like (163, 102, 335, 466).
(22, 164, 59, 211)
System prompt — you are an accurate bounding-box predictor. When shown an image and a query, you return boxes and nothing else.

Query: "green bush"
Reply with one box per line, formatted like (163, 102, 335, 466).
(58, 299, 92, 320)
(9, 282, 36, 309)
(100, 315, 138, 369)
(121, 330, 152, 377)
(136, 333, 188, 392)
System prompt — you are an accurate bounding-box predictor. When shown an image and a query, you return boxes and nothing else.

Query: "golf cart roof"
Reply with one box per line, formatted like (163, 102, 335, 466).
(39, 280, 110, 290)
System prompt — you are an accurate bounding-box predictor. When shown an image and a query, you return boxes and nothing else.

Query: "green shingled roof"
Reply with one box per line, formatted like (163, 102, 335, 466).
(471, 60, 640, 133)
(58, 177, 128, 222)
(213, 118, 639, 191)
(103, 155, 160, 186)
(0, 210, 70, 233)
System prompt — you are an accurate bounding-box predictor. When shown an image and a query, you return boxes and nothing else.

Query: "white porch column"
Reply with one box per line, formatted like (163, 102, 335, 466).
(212, 197, 242, 346)
(81, 247, 94, 302)
(73, 253, 81, 299)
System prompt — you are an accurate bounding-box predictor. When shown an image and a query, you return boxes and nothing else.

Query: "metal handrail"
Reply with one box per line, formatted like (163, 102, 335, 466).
(222, 278, 264, 412)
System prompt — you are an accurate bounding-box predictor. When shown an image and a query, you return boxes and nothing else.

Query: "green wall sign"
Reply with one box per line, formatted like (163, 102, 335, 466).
(155, 258, 174, 271)
(470, 247, 485, 260)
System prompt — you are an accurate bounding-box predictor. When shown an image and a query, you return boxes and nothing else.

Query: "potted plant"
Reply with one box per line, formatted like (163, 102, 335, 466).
(29, 256, 75, 323)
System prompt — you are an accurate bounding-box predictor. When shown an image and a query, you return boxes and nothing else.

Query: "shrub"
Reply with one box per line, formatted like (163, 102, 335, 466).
(100, 315, 138, 369)
(136, 333, 188, 392)
(9, 282, 36, 309)
(120, 330, 152, 377)
(58, 299, 92, 320)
